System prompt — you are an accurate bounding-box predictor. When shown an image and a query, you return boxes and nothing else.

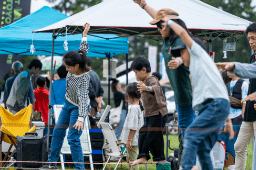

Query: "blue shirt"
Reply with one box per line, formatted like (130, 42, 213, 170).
(51, 79, 66, 106)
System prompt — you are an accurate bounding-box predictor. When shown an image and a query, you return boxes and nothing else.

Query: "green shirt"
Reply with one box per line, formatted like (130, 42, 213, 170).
(162, 36, 192, 106)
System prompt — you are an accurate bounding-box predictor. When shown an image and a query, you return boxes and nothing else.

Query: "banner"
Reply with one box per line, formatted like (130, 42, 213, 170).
(0, 55, 22, 80)
(148, 46, 158, 73)
(0, 0, 31, 28)
(0, 0, 30, 80)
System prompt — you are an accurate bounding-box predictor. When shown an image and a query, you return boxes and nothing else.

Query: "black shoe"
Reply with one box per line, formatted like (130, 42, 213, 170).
(41, 163, 58, 169)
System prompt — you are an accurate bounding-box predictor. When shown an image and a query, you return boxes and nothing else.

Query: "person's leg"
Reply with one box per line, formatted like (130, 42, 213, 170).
(234, 121, 254, 170)
(128, 146, 139, 170)
(48, 103, 70, 162)
(114, 109, 127, 139)
(176, 104, 196, 140)
(147, 113, 166, 162)
(178, 129, 183, 166)
(197, 132, 219, 170)
(130, 118, 149, 165)
(181, 99, 229, 170)
(67, 104, 85, 170)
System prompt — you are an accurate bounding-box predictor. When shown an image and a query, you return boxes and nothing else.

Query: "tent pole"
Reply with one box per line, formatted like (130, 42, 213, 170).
(209, 40, 212, 53)
(107, 53, 111, 105)
(47, 31, 56, 151)
(126, 54, 128, 86)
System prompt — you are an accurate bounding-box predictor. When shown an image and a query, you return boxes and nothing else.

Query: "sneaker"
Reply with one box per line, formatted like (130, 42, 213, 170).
(41, 163, 58, 169)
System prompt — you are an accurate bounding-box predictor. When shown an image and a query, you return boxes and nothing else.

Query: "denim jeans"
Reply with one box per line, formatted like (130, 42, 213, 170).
(176, 104, 196, 139)
(181, 99, 230, 170)
(48, 100, 85, 170)
(114, 109, 127, 139)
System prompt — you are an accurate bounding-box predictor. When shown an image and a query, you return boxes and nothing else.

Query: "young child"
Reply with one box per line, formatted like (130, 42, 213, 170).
(130, 57, 168, 165)
(42, 23, 90, 170)
(120, 83, 144, 170)
(33, 76, 49, 134)
(160, 17, 230, 169)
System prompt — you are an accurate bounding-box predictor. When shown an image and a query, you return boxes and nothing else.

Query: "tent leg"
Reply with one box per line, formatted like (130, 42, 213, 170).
(126, 54, 128, 86)
(107, 53, 111, 105)
(47, 31, 56, 151)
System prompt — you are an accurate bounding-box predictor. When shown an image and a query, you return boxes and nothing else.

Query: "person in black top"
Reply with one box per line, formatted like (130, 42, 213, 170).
(111, 79, 127, 139)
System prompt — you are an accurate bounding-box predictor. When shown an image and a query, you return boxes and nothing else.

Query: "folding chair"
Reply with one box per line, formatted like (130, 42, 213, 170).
(0, 104, 36, 167)
(100, 122, 126, 170)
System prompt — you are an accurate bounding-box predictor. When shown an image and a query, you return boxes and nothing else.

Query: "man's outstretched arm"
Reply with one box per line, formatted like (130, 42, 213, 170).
(133, 0, 157, 19)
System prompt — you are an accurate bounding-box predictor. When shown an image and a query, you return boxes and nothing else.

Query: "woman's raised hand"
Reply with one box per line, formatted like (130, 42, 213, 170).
(83, 23, 91, 37)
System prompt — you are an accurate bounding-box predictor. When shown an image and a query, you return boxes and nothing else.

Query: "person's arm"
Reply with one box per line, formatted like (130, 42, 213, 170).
(241, 81, 248, 118)
(168, 57, 183, 69)
(88, 80, 97, 101)
(133, 0, 157, 19)
(223, 117, 234, 140)
(126, 129, 136, 150)
(216, 61, 256, 79)
(79, 23, 90, 53)
(3, 82, 9, 109)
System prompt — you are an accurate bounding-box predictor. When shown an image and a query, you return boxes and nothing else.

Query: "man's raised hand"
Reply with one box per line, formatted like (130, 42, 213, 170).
(133, 0, 146, 8)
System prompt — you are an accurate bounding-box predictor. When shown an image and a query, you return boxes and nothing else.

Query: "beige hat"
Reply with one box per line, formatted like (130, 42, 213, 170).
(149, 8, 179, 25)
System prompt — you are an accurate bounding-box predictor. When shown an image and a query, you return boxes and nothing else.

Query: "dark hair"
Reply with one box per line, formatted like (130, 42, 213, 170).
(28, 59, 42, 70)
(36, 76, 46, 88)
(221, 71, 232, 85)
(152, 72, 161, 81)
(111, 79, 119, 92)
(63, 50, 89, 72)
(57, 65, 68, 79)
(130, 56, 151, 73)
(87, 57, 91, 67)
(126, 82, 144, 111)
(245, 22, 256, 35)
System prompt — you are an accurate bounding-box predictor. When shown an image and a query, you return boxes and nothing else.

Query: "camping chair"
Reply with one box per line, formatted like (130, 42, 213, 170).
(0, 104, 36, 167)
(100, 122, 126, 170)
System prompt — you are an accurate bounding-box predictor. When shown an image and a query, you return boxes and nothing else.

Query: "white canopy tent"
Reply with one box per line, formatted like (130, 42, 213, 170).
(34, 0, 251, 38)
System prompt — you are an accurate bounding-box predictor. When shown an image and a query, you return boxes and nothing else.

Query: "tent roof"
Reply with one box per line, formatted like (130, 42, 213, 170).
(0, 6, 128, 57)
(34, 0, 251, 38)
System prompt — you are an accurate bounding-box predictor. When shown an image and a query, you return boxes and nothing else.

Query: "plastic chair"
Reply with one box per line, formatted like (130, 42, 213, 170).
(0, 104, 36, 167)
(100, 122, 126, 170)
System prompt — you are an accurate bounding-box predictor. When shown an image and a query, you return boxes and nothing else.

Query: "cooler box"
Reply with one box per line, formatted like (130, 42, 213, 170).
(32, 121, 45, 137)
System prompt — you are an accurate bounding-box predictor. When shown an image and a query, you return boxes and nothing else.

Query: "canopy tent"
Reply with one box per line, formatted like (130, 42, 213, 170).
(0, 6, 129, 57)
(34, 0, 251, 38)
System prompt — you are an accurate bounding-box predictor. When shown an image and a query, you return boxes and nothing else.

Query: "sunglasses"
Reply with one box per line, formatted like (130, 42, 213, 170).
(156, 20, 164, 29)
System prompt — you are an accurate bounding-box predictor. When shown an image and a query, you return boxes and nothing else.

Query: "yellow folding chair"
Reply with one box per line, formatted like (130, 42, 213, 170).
(0, 104, 36, 167)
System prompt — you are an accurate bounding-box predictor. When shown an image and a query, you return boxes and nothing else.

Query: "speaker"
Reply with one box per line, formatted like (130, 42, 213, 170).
(17, 133, 47, 168)
(91, 140, 104, 150)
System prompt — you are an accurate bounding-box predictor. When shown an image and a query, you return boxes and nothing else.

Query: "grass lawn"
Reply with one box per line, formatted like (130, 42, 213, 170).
(105, 135, 254, 170)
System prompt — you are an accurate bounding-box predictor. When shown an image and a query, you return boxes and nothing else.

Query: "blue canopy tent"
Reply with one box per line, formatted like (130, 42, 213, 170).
(0, 6, 128, 57)
(0, 6, 129, 151)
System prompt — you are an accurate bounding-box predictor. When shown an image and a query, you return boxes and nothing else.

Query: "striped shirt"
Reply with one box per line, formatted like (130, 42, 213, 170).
(65, 39, 90, 122)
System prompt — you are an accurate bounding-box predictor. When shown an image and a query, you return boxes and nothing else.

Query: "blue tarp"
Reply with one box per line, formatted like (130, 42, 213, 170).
(0, 6, 129, 57)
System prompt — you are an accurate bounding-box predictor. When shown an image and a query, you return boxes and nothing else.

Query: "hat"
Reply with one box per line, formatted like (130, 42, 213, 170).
(171, 38, 206, 57)
(149, 8, 179, 25)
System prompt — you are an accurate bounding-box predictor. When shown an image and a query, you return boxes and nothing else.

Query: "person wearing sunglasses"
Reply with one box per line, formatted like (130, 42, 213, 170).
(133, 1, 197, 169)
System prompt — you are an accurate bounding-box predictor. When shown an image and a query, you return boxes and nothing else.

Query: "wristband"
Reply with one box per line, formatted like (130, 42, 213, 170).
(142, 4, 147, 9)
(147, 86, 150, 91)
(168, 20, 174, 28)
(176, 58, 183, 64)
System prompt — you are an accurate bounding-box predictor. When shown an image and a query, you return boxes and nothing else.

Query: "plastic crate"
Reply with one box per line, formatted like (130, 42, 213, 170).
(156, 162, 172, 170)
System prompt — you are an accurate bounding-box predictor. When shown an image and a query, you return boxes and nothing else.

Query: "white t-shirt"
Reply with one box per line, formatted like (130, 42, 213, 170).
(120, 105, 144, 146)
(229, 80, 248, 119)
(187, 41, 229, 111)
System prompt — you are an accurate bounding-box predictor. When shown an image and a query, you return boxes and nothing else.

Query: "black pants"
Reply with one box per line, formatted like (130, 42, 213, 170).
(137, 113, 166, 161)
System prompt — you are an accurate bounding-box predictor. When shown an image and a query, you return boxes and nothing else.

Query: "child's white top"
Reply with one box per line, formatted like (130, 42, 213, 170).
(120, 105, 144, 146)
(187, 41, 229, 111)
